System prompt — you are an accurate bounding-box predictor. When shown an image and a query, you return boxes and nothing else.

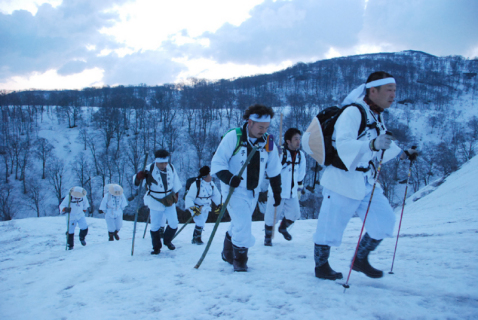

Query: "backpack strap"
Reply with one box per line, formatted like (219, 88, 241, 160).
(195, 178, 201, 198)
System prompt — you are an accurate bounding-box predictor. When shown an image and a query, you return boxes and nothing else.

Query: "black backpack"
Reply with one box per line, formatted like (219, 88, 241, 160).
(281, 146, 301, 166)
(318, 103, 376, 170)
(183, 177, 201, 200)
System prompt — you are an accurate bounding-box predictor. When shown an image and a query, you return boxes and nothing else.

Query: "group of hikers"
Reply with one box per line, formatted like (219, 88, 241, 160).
(60, 71, 419, 281)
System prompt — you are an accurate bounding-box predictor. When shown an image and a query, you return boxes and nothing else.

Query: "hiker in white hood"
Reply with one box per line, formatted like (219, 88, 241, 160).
(60, 186, 90, 250)
(99, 184, 128, 241)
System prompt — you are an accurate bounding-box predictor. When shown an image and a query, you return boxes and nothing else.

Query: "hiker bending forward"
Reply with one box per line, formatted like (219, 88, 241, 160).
(211, 104, 282, 272)
(313, 71, 418, 280)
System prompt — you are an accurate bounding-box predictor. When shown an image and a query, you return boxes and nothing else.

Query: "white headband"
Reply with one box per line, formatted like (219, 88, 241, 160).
(249, 114, 271, 122)
(342, 77, 395, 106)
(155, 157, 169, 163)
(365, 78, 395, 88)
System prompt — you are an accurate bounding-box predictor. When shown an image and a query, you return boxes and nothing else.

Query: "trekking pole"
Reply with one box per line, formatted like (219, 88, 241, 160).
(131, 152, 149, 256)
(65, 193, 72, 251)
(343, 151, 385, 291)
(172, 210, 201, 241)
(271, 113, 283, 239)
(194, 145, 259, 269)
(389, 146, 417, 274)
(142, 213, 150, 239)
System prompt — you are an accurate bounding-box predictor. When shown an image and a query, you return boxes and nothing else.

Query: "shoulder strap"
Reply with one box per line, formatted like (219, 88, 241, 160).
(195, 179, 201, 198)
(232, 127, 245, 156)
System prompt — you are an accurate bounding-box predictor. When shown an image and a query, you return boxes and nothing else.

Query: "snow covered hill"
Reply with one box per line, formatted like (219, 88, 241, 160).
(1, 156, 477, 320)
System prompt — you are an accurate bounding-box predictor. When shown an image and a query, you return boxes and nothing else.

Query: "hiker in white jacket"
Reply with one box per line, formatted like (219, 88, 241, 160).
(99, 184, 128, 241)
(313, 71, 418, 281)
(60, 186, 90, 250)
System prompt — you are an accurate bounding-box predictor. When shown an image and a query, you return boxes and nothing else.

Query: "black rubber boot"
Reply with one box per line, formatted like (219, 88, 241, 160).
(114, 230, 120, 240)
(221, 232, 233, 264)
(278, 218, 293, 241)
(108, 232, 114, 241)
(67, 233, 74, 250)
(79, 228, 88, 246)
(352, 233, 383, 278)
(150, 230, 162, 255)
(192, 226, 204, 245)
(163, 226, 177, 250)
(314, 244, 343, 280)
(233, 245, 248, 272)
(264, 225, 273, 246)
(158, 226, 165, 239)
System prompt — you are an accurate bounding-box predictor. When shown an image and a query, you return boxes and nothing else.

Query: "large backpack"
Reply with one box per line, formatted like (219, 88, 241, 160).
(222, 124, 272, 156)
(319, 103, 376, 170)
(281, 146, 301, 166)
(183, 177, 215, 200)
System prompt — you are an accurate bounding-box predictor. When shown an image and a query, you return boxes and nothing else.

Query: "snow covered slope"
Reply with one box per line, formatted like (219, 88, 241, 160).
(1, 156, 477, 319)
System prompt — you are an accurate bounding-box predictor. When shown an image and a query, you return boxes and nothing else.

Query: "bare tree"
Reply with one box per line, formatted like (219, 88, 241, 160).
(26, 181, 45, 217)
(0, 183, 17, 221)
(34, 137, 54, 179)
(47, 158, 65, 204)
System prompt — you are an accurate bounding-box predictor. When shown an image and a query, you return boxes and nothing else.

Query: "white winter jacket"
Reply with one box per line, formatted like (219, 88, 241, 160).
(59, 195, 90, 219)
(270, 148, 306, 199)
(185, 179, 222, 211)
(320, 98, 402, 200)
(99, 194, 128, 218)
(133, 163, 182, 211)
(211, 125, 282, 197)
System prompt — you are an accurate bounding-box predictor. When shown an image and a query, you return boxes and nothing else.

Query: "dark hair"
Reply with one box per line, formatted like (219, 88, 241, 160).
(243, 104, 274, 121)
(284, 128, 301, 142)
(365, 71, 394, 97)
(199, 166, 210, 178)
(154, 149, 170, 159)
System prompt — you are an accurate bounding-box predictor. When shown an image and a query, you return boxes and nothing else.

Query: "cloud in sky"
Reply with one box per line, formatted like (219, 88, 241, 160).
(0, 0, 476, 90)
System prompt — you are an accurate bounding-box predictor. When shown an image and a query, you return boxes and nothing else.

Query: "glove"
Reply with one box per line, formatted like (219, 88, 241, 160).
(258, 191, 268, 204)
(214, 204, 223, 215)
(190, 206, 201, 216)
(98, 210, 104, 214)
(402, 148, 418, 161)
(64, 207, 71, 213)
(136, 170, 148, 181)
(370, 133, 393, 151)
(297, 181, 304, 193)
(229, 175, 243, 188)
(273, 192, 281, 207)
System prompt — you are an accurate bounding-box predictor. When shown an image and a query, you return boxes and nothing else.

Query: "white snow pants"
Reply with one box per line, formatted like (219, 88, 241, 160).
(191, 205, 211, 228)
(264, 194, 300, 226)
(313, 182, 395, 247)
(105, 212, 123, 232)
(66, 216, 88, 234)
(150, 205, 178, 231)
(227, 188, 259, 248)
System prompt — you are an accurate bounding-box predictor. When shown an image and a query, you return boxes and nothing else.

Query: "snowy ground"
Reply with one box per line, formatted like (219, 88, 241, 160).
(1, 157, 478, 320)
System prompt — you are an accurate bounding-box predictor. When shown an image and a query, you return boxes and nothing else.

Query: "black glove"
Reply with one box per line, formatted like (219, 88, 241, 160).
(98, 209, 104, 214)
(229, 175, 242, 188)
(258, 191, 268, 204)
(190, 206, 201, 216)
(404, 148, 418, 161)
(273, 192, 281, 207)
(214, 204, 223, 215)
(64, 207, 71, 213)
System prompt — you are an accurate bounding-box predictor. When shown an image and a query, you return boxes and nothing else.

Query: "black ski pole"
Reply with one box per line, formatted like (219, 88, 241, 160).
(194, 145, 259, 269)
(343, 151, 385, 291)
(172, 210, 201, 241)
(389, 146, 417, 274)
(131, 152, 149, 256)
(142, 213, 150, 239)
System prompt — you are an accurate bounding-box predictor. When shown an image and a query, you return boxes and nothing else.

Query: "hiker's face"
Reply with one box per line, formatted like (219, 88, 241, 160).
(286, 133, 301, 150)
(369, 83, 396, 110)
(248, 120, 270, 139)
(203, 174, 212, 182)
(155, 162, 168, 171)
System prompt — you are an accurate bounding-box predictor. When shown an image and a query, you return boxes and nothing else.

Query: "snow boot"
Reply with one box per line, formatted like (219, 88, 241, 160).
(67, 233, 74, 250)
(158, 226, 165, 239)
(79, 228, 88, 246)
(264, 225, 273, 246)
(278, 218, 293, 241)
(163, 226, 177, 250)
(114, 230, 120, 240)
(108, 232, 114, 241)
(352, 233, 383, 278)
(314, 244, 343, 280)
(233, 245, 249, 272)
(192, 226, 204, 245)
(150, 230, 162, 255)
(221, 232, 233, 264)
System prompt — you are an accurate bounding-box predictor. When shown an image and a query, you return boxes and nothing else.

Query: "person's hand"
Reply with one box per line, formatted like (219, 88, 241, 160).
(229, 175, 243, 188)
(98, 209, 104, 214)
(214, 204, 223, 215)
(190, 206, 201, 216)
(64, 207, 71, 213)
(402, 147, 418, 161)
(371, 134, 393, 151)
(136, 171, 148, 180)
(273, 192, 281, 207)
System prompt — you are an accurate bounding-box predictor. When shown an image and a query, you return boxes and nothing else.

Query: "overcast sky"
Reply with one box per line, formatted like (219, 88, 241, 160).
(1, 0, 477, 91)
